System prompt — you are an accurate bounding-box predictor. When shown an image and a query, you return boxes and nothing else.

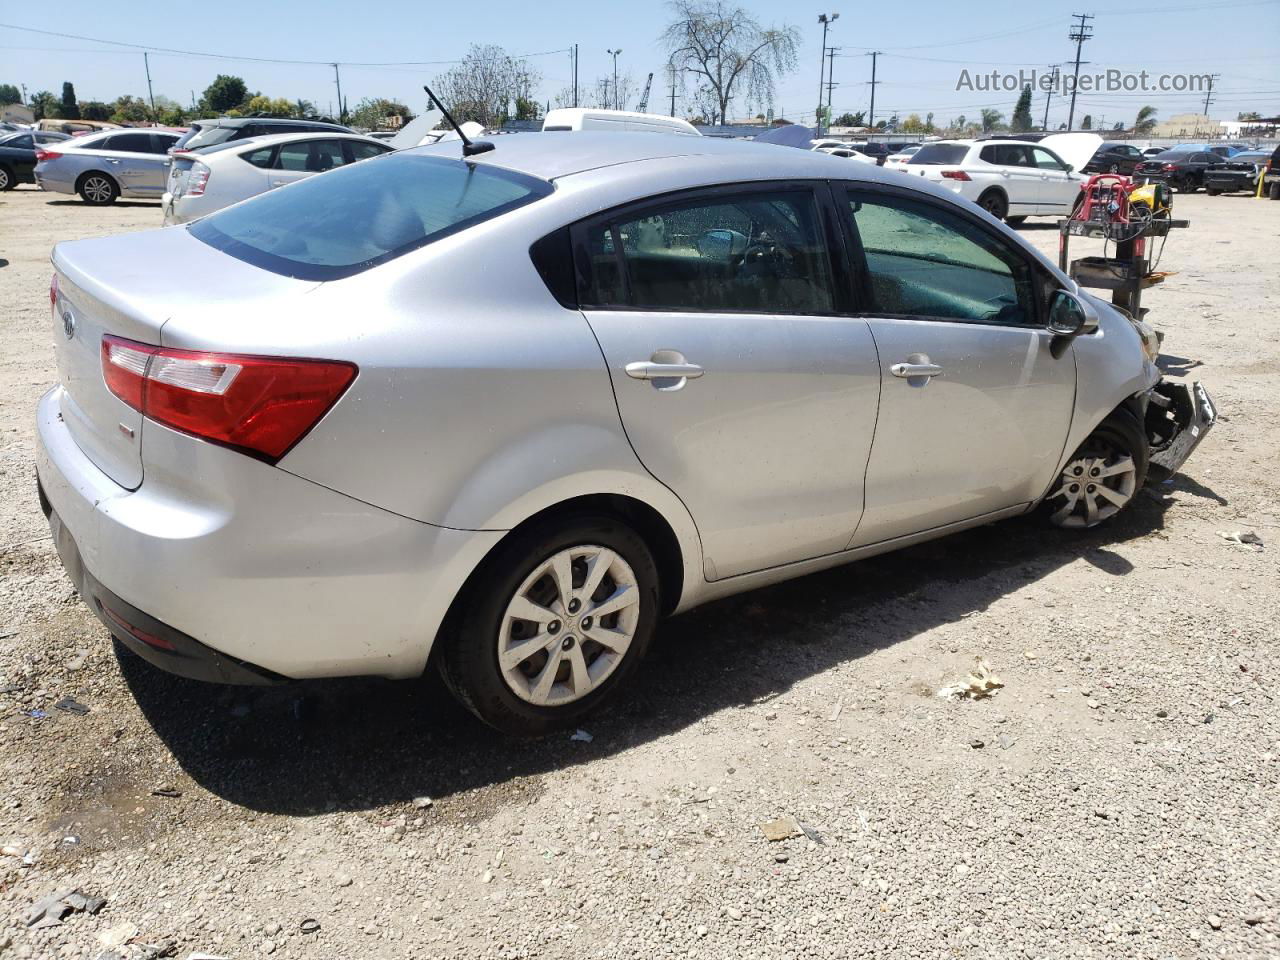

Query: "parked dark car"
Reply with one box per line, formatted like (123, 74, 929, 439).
(1141, 147, 1166, 158)
(1204, 150, 1271, 195)
(170, 116, 354, 155)
(0, 130, 71, 190)
(1083, 142, 1145, 175)
(1265, 144, 1280, 200)
(1133, 150, 1224, 192)
(853, 142, 893, 165)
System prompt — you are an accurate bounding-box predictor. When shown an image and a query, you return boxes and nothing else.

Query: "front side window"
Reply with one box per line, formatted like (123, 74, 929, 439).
(190, 153, 552, 280)
(103, 133, 153, 153)
(582, 189, 834, 315)
(348, 141, 389, 162)
(1031, 147, 1067, 170)
(845, 192, 1036, 326)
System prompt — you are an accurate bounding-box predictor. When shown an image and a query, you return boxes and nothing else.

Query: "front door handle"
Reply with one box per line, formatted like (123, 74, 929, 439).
(626, 361, 704, 380)
(890, 362, 943, 379)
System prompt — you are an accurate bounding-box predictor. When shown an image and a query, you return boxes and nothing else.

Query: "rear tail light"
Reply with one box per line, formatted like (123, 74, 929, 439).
(49, 273, 58, 310)
(1162, 163, 1177, 171)
(101, 336, 356, 462)
(35, 149, 62, 162)
(940, 169, 972, 181)
(186, 161, 211, 197)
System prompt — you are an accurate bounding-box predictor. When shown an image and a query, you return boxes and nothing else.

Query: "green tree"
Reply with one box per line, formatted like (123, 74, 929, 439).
(79, 101, 112, 121)
(901, 113, 925, 133)
(1081, 113, 1092, 130)
(30, 90, 58, 120)
(1134, 105, 1157, 135)
(1237, 111, 1261, 122)
(348, 97, 414, 130)
(245, 95, 294, 117)
(0, 83, 21, 105)
(110, 95, 151, 125)
(294, 99, 317, 119)
(980, 108, 1002, 132)
(60, 82, 80, 119)
(833, 111, 865, 127)
(925, 112, 935, 133)
(201, 74, 248, 114)
(1010, 84, 1033, 132)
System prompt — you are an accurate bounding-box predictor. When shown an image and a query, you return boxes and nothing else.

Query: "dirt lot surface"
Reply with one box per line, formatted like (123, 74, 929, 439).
(1, 185, 1278, 960)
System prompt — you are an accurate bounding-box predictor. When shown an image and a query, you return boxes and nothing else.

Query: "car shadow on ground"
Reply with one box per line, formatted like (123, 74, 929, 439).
(44, 200, 160, 208)
(117, 478, 1216, 816)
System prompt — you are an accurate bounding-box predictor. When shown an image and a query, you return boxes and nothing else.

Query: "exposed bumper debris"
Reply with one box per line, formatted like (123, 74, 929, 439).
(1147, 380, 1217, 479)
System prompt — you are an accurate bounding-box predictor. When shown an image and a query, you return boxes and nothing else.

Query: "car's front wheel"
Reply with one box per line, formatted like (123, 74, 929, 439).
(0, 164, 14, 191)
(77, 172, 119, 205)
(440, 516, 660, 735)
(976, 189, 1008, 221)
(1046, 411, 1149, 529)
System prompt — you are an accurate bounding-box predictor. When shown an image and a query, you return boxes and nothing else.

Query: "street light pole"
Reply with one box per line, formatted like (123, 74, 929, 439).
(816, 13, 838, 136)
(607, 49, 622, 111)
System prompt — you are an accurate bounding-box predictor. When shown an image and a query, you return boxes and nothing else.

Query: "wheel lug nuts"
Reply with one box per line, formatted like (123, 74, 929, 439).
(561, 636, 575, 650)
(568, 599, 581, 614)
(1069, 484, 1080, 493)
(581, 616, 593, 630)
(1087, 484, 1096, 493)
(548, 620, 560, 634)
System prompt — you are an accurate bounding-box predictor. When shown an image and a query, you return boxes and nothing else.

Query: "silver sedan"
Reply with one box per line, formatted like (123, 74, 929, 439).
(35, 128, 181, 204)
(35, 132, 1215, 733)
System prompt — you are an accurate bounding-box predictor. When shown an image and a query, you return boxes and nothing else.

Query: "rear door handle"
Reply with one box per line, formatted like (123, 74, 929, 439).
(890, 362, 943, 379)
(625, 361, 704, 381)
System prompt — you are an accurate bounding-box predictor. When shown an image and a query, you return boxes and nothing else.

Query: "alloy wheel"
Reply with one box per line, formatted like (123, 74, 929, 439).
(497, 545, 641, 707)
(83, 176, 113, 203)
(0, 168, 10, 190)
(1048, 447, 1137, 528)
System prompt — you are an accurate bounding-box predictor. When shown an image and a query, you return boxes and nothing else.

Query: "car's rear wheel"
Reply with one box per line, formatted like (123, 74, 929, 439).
(440, 516, 660, 735)
(0, 164, 13, 191)
(977, 189, 1008, 221)
(77, 172, 119, 205)
(1045, 411, 1148, 529)
(1206, 186, 1222, 196)
(1108, 162, 1120, 174)
(1269, 181, 1280, 200)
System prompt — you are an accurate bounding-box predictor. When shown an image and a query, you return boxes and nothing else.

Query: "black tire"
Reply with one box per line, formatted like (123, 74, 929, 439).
(0, 164, 14, 191)
(1005, 215, 1027, 226)
(1044, 409, 1149, 529)
(977, 189, 1008, 221)
(1108, 163, 1120, 174)
(439, 515, 661, 735)
(1269, 181, 1280, 200)
(1206, 187, 1222, 196)
(77, 172, 119, 205)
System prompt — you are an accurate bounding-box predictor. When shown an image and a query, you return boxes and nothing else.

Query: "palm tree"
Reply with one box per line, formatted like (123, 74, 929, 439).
(293, 99, 317, 119)
(980, 108, 1002, 133)
(1134, 105, 1158, 135)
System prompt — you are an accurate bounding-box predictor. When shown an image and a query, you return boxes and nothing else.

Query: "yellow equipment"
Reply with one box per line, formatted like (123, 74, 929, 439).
(1129, 182, 1172, 219)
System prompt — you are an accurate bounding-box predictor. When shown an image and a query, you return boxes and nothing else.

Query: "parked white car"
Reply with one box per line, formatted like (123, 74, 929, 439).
(543, 109, 700, 136)
(161, 132, 392, 224)
(900, 134, 1101, 222)
(884, 145, 921, 170)
(812, 141, 878, 165)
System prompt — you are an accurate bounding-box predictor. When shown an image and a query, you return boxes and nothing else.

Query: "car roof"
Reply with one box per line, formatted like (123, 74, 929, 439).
(217, 131, 387, 150)
(407, 131, 919, 186)
(193, 116, 345, 129)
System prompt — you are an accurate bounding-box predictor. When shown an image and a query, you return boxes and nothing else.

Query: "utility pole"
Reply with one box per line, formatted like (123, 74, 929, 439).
(866, 51, 882, 129)
(825, 47, 838, 127)
(143, 52, 156, 117)
(667, 63, 678, 117)
(816, 13, 838, 136)
(332, 63, 345, 123)
(1042, 64, 1060, 130)
(573, 44, 579, 108)
(607, 49, 622, 111)
(1202, 73, 1219, 117)
(1066, 12, 1093, 131)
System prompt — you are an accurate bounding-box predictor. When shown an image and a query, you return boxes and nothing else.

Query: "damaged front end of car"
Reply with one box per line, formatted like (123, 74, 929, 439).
(1144, 379, 1217, 480)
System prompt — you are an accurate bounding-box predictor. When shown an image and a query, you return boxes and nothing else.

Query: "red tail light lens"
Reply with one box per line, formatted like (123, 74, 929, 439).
(1162, 163, 1177, 171)
(35, 149, 61, 162)
(49, 273, 59, 310)
(101, 335, 357, 461)
(186, 161, 211, 197)
(940, 169, 972, 181)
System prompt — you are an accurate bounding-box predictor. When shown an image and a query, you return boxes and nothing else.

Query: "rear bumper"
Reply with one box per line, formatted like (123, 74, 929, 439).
(35, 386, 504, 681)
(34, 165, 75, 194)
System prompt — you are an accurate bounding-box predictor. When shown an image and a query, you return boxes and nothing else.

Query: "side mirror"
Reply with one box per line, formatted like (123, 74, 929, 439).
(1064, 164, 1074, 173)
(1047, 289, 1099, 338)
(696, 228, 746, 262)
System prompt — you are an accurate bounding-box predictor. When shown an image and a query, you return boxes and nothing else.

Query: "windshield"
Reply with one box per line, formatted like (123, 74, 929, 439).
(190, 153, 553, 280)
(173, 124, 239, 151)
(908, 144, 970, 165)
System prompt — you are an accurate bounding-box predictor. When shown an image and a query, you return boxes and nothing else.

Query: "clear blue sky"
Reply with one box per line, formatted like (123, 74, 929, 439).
(2, 0, 1277, 128)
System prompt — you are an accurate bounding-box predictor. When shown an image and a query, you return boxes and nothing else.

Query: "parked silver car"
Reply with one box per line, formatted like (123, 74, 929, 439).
(36, 133, 1214, 733)
(35, 128, 182, 203)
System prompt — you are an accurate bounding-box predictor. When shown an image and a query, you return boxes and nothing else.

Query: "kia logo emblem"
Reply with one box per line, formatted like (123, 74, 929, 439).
(62, 311, 75, 340)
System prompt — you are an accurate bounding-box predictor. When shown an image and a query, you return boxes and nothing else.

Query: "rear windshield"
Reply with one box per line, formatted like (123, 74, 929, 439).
(173, 124, 239, 151)
(190, 153, 553, 280)
(908, 144, 969, 165)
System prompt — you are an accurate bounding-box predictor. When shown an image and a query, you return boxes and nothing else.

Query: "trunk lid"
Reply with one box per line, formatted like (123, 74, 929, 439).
(51, 226, 318, 489)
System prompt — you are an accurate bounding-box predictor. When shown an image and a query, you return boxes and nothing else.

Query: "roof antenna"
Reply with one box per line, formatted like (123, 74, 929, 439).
(422, 83, 495, 157)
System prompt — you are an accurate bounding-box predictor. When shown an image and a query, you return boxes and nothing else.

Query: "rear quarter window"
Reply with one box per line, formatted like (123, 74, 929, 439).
(190, 153, 553, 280)
(909, 144, 970, 165)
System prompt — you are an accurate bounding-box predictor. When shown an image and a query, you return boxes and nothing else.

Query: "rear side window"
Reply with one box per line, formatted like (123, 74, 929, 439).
(104, 132, 153, 153)
(274, 139, 348, 172)
(845, 192, 1035, 326)
(909, 144, 970, 165)
(581, 189, 834, 315)
(174, 125, 239, 151)
(241, 146, 276, 168)
(190, 154, 552, 280)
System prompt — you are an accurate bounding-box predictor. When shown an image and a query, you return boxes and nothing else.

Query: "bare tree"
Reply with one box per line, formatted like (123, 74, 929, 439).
(432, 44, 543, 128)
(661, 0, 799, 124)
(591, 72, 639, 111)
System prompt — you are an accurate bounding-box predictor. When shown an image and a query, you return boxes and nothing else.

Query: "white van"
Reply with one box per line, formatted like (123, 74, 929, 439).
(542, 109, 701, 136)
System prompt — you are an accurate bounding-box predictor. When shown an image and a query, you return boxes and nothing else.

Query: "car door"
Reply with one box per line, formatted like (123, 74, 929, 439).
(1030, 145, 1078, 215)
(837, 185, 1076, 546)
(268, 138, 348, 189)
(979, 144, 1039, 213)
(575, 183, 881, 579)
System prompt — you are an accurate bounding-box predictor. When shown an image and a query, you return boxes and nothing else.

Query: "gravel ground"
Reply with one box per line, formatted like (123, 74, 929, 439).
(1, 185, 1278, 960)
